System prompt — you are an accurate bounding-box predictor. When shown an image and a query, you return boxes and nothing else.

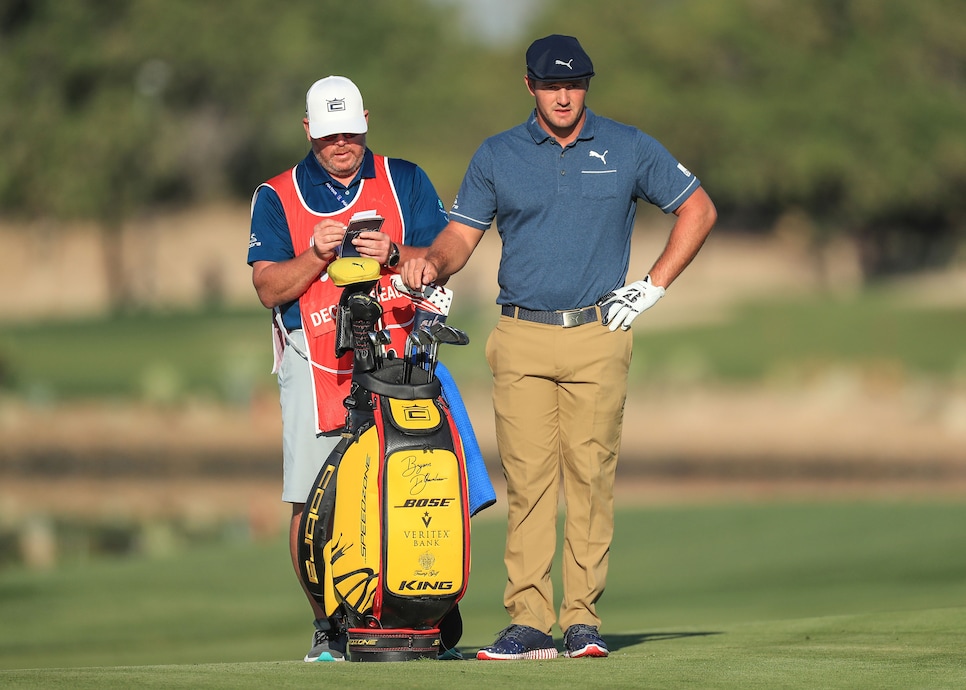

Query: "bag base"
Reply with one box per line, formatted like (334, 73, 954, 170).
(347, 627, 440, 662)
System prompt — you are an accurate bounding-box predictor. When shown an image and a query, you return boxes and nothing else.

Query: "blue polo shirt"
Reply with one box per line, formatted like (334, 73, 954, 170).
(450, 108, 700, 311)
(248, 149, 448, 330)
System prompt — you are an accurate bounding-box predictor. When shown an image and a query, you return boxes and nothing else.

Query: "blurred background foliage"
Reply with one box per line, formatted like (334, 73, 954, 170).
(1, 0, 964, 298)
(1, 0, 965, 581)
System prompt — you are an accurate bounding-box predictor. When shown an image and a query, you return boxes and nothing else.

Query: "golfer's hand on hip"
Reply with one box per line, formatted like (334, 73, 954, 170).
(597, 275, 666, 331)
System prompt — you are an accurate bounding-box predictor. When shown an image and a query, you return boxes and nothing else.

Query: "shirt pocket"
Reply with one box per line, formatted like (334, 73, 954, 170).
(580, 169, 619, 199)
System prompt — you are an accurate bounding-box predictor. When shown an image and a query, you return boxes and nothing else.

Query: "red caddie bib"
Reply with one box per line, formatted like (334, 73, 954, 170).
(260, 156, 415, 432)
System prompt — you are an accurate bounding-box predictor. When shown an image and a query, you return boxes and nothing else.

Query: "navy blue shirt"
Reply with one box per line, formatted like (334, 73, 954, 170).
(450, 109, 700, 311)
(249, 149, 448, 330)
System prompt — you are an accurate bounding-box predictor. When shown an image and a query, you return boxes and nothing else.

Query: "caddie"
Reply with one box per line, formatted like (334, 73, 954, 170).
(247, 75, 449, 662)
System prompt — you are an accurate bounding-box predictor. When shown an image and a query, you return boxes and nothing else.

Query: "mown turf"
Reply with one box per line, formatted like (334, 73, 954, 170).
(2, 501, 965, 688)
(2, 289, 964, 401)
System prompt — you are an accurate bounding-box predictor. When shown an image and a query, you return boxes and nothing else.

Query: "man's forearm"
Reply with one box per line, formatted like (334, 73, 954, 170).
(648, 187, 717, 287)
(252, 249, 328, 308)
(424, 222, 483, 283)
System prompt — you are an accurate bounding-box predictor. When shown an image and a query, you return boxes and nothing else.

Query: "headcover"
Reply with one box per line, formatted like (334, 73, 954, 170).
(525, 34, 595, 82)
(327, 256, 381, 287)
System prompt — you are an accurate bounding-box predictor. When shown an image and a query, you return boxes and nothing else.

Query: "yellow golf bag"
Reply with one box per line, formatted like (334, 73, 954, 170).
(297, 257, 471, 661)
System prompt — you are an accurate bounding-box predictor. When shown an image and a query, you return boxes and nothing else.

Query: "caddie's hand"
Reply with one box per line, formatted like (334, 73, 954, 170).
(597, 275, 666, 331)
(310, 220, 346, 263)
(353, 231, 393, 264)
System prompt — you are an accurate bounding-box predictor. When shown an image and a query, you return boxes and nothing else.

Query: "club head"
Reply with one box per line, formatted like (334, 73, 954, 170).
(405, 331, 421, 361)
(414, 328, 434, 347)
(432, 324, 470, 346)
(367, 331, 385, 367)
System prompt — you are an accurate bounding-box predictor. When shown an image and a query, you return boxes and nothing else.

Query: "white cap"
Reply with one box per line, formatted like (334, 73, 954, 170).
(305, 76, 368, 139)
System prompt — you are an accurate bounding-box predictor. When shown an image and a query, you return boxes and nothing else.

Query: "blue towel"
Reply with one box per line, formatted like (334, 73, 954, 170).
(436, 362, 497, 516)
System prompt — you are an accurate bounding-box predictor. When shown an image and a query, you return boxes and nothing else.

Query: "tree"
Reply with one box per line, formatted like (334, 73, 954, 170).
(1, 0, 964, 288)
(527, 0, 966, 277)
(0, 0, 467, 308)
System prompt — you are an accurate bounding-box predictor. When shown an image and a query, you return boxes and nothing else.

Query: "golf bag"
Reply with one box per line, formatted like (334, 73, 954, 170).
(297, 257, 472, 661)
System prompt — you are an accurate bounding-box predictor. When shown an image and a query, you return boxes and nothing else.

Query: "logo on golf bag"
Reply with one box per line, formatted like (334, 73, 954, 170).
(388, 398, 442, 431)
(302, 464, 336, 586)
(328, 427, 383, 617)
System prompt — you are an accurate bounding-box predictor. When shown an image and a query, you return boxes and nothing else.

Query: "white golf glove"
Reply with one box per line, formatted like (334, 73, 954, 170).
(597, 275, 666, 331)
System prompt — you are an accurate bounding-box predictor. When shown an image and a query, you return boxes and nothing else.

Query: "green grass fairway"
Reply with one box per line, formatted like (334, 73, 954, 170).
(2, 501, 965, 688)
(2, 291, 965, 401)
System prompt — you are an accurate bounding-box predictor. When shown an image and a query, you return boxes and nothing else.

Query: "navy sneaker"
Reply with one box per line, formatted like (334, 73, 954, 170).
(476, 624, 558, 660)
(304, 618, 347, 662)
(562, 624, 609, 658)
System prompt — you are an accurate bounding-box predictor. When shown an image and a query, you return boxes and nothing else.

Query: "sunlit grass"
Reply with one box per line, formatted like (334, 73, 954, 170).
(0, 290, 963, 402)
(2, 501, 965, 688)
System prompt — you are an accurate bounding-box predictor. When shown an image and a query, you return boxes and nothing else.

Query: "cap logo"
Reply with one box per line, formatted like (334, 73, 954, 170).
(327, 98, 346, 113)
(555, 59, 574, 69)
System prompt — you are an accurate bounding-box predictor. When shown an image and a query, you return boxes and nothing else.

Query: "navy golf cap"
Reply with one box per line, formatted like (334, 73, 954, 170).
(526, 34, 595, 81)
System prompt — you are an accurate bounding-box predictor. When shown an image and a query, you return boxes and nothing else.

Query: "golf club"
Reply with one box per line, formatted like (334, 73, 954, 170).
(414, 327, 434, 373)
(404, 330, 421, 383)
(427, 323, 470, 379)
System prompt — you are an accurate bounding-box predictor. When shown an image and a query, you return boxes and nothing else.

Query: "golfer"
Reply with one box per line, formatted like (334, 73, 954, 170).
(400, 34, 717, 660)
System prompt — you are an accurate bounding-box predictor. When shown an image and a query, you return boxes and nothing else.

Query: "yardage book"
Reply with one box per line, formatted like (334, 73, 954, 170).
(339, 210, 384, 258)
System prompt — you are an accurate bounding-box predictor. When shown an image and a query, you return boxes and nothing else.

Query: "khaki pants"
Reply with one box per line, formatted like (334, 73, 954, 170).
(485, 313, 633, 634)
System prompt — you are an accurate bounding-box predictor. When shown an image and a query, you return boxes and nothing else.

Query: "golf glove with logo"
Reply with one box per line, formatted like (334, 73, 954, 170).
(597, 275, 666, 331)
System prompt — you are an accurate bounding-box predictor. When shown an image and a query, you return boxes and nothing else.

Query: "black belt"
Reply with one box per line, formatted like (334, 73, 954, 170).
(501, 304, 599, 328)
